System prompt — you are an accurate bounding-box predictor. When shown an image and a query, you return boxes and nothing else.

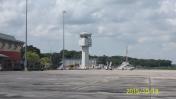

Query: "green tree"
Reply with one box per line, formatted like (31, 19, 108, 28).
(21, 45, 41, 58)
(26, 51, 40, 70)
(60, 50, 81, 59)
(51, 53, 61, 69)
(27, 51, 40, 62)
(97, 55, 109, 65)
(40, 57, 51, 70)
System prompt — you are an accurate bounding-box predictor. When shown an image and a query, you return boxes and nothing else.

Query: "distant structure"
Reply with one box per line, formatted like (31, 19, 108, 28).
(61, 58, 97, 70)
(117, 46, 135, 70)
(79, 32, 92, 69)
(0, 33, 24, 70)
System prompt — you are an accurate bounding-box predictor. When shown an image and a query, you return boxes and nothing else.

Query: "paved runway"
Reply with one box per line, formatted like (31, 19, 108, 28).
(0, 70, 176, 99)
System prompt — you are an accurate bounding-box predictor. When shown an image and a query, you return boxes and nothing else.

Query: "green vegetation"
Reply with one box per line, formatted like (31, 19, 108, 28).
(21, 45, 173, 70)
(21, 45, 46, 70)
(60, 50, 81, 59)
(40, 57, 51, 70)
(21, 45, 41, 57)
(26, 51, 41, 70)
(97, 55, 172, 69)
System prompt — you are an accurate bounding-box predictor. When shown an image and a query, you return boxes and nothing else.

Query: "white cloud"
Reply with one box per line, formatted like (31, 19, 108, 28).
(0, 0, 176, 63)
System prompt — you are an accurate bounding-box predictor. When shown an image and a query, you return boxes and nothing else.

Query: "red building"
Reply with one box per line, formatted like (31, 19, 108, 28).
(0, 33, 24, 70)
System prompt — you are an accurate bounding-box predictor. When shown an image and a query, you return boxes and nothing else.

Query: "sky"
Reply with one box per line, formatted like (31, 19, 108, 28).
(0, 0, 176, 63)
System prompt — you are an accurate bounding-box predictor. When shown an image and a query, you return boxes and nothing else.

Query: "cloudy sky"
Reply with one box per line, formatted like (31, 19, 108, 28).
(0, 0, 176, 63)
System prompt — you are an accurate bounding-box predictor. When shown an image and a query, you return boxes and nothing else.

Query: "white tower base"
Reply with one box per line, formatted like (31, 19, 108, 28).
(80, 47, 89, 69)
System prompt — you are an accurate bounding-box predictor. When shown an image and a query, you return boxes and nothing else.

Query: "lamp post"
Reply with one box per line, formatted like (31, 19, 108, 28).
(24, 0, 28, 71)
(62, 10, 66, 70)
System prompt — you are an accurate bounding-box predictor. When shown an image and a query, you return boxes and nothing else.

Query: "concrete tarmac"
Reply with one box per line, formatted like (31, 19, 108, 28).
(0, 70, 176, 99)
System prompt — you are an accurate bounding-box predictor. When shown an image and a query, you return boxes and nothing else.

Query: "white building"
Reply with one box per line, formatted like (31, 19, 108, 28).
(79, 32, 92, 69)
(63, 58, 96, 69)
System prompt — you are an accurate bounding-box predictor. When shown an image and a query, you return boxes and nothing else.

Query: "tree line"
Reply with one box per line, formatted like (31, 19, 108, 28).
(21, 45, 173, 70)
(94, 55, 172, 68)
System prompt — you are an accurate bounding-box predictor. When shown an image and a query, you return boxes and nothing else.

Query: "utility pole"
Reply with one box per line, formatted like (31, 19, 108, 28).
(62, 10, 66, 70)
(24, 0, 28, 71)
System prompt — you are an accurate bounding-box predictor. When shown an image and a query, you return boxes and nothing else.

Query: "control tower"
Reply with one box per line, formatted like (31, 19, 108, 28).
(79, 32, 92, 69)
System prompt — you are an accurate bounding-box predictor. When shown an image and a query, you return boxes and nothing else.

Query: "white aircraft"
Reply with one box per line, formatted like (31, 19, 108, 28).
(117, 46, 135, 70)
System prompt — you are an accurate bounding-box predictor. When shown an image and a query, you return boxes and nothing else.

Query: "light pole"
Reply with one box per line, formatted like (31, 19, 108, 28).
(24, 0, 28, 71)
(62, 10, 66, 70)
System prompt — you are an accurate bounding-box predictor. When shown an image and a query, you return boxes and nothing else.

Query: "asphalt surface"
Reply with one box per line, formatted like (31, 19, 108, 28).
(0, 70, 176, 99)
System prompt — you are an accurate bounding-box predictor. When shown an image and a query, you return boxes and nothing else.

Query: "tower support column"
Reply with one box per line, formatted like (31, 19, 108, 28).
(81, 47, 89, 69)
